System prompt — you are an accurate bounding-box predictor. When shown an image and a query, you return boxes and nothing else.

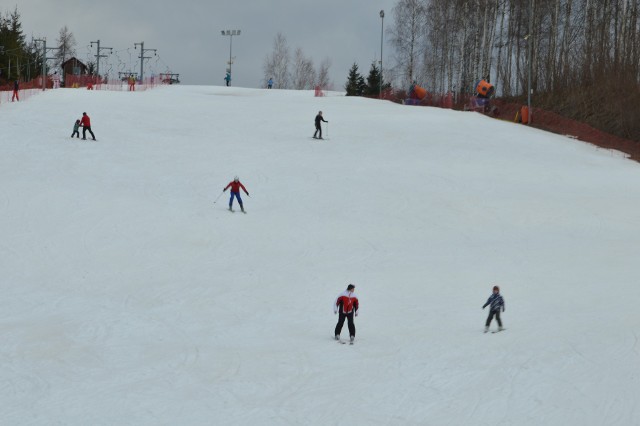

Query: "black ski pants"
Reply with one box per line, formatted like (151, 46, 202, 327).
(314, 124, 322, 139)
(82, 126, 96, 140)
(485, 310, 502, 327)
(335, 311, 355, 337)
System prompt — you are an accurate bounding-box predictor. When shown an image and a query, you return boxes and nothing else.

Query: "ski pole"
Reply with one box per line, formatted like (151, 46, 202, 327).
(213, 190, 225, 203)
(326, 122, 329, 138)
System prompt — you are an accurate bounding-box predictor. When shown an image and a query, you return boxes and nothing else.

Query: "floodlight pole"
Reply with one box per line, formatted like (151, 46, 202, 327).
(221, 30, 241, 85)
(380, 10, 385, 99)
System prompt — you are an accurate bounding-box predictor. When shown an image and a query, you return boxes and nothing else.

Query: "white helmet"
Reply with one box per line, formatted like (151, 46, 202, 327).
(234, 176, 239, 182)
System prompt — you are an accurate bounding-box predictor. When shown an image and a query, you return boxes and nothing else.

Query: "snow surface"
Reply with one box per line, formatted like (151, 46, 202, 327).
(1, 86, 640, 425)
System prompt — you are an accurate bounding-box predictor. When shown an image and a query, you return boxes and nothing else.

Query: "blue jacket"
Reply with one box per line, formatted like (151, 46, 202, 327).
(483, 293, 505, 312)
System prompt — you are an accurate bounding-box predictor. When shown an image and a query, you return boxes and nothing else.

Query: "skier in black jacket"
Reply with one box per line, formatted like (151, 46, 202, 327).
(313, 111, 328, 139)
(482, 285, 505, 332)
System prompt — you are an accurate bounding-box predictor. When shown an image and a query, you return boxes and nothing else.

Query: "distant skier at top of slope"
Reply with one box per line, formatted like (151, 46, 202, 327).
(223, 176, 249, 212)
(313, 111, 328, 139)
(12, 80, 19, 101)
(482, 285, 505, 333)
(334, 284, 359, 343)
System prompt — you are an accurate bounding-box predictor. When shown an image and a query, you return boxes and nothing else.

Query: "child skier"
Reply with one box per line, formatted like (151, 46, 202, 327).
(482, 285, 505, 333)
(71, 119, 81, 138)
(334, 284, 359, 343)
(223, 176, 249, 212)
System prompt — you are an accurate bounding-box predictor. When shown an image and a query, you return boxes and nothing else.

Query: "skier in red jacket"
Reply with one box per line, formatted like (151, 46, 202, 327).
(334, 284, 359, 343)
(80, 112, 96, 140)
(223, 176, 249, 212)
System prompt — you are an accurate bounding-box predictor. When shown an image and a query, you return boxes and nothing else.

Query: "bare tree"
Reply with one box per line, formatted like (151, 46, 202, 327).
(292, 47, 316, 89)
(389, 0, 428, 88)
(263, 32, 290, 89)
(55, 25, 76, 70)
(316, 57, 332, 89)
(387, 0, 640, 140)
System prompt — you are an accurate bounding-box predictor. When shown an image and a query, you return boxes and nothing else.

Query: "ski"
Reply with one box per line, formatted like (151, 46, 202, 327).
(492, 329, 506, 334)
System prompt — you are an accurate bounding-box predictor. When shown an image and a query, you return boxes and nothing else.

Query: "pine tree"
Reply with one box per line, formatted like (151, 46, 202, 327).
(363, 62, 391, 97)
(0, 7, 39, 82)
(345, 63, 365, 96)
(357, 74, 366, 95)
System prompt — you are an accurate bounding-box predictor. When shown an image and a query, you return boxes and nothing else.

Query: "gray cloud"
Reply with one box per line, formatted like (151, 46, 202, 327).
(10, 0, 397, 88)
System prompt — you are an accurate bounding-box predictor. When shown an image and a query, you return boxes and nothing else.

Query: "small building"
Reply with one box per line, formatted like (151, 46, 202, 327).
(61, 57, 89, 86)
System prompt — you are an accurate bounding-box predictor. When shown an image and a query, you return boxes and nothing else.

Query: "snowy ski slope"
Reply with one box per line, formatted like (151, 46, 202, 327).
(1, 86, 639, 425)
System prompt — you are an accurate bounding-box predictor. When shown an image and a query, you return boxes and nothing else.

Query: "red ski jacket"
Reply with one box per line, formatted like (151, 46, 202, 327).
(224, 181, 248, 194)
(80, 115, 91, 127)
(334, 290, 359, 314)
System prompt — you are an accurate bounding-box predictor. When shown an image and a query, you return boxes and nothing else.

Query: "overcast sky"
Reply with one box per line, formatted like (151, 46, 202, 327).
(9, 0, 399, 89)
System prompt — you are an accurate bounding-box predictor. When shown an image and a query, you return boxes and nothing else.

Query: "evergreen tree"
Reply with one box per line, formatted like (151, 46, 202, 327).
(0, 7, 41, 83)
(345, 63, 366, 96)
(364, 62, 391, 96)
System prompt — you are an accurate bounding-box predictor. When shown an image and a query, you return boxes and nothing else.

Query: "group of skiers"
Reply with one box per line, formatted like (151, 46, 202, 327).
(61, 91, 502, 343)
(329, 283, 504, 343)
(216, 106, 503, 342)
(70, 112, 96, 140)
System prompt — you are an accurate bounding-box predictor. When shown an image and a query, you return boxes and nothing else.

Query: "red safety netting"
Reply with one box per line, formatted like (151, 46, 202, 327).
(0, 74, 168, 109)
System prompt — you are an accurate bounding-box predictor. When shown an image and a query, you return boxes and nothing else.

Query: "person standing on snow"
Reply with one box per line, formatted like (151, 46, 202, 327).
(313, 111, 328, 139)
(267, 78, 273, 89)
(223, 176, 249, 212)
(224, 72, 231, 87)
(80, 112, 96, 141)
(334, 284, 359, 343)
(52, 71, 61, 89)
(11, 80, 19, 101)
(71, 119, 81, 138)
(482, 285, 505, 332)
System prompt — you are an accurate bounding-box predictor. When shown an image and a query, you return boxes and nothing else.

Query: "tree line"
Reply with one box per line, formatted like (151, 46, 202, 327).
(262, 32, 331, 90)
(345, 62, 391, 96)
(388, 0, 640, 96)
(0, 8, 41, 84)
(0, 7, 79, 85)
(385, 0, 640, 140)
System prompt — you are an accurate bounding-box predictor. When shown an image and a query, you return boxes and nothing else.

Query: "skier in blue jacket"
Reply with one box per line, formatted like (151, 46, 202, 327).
(482, 285, 505, 332)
